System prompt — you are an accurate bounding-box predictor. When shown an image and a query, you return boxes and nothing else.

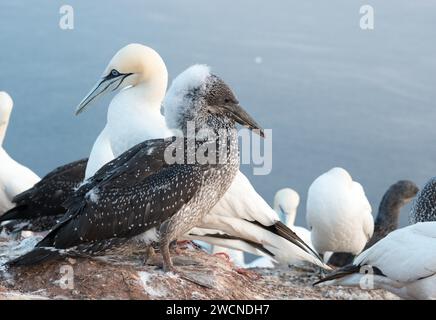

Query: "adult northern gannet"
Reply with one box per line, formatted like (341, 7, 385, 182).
(327, 180, 418, 267)
(0, 92, 40, 215)
(274, 188, 312, 248)
(77, 43, 173, 179)
(1, 43, 173, 228)
(6, 66, 267, 273)
(410, 176, 436, 224)
(306, 168, 374, 261)
(315, 222, 436, 300)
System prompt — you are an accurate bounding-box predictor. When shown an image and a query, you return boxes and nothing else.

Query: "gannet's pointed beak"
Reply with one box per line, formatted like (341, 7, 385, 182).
(224, 104, 265, 138)
(75, 72, 133, 115)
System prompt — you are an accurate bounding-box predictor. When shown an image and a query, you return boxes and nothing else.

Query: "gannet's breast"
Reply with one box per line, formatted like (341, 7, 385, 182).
(108, 111, 172, 157)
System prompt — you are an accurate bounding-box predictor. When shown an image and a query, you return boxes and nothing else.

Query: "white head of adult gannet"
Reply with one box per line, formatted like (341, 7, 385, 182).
(0, 91, 40, 215)
(306, 167, 374, 256)
(273, 188, 300, 226)
(273, 188, 313, 252)
(76, 43, 172, 179)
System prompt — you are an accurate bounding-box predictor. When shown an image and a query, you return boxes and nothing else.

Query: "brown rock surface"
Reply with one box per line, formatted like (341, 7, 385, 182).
(0, 238, 397, 300)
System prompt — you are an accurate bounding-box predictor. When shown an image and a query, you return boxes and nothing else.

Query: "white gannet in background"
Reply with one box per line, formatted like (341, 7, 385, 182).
(315, 222, 436, 300)
(76, 44, 173, 179)
(327, 180, 419, 267)
(274, 188, 312, 248)
(306, 167, 374, 263)
(0, 92, 40, 215)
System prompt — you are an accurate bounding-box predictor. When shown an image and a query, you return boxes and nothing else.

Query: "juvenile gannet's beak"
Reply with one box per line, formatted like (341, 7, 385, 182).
(75, 72, 133, 115)
(224, 104, 265, 138)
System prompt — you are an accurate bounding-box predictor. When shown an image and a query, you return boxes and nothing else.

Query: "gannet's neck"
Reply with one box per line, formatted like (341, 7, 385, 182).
(0, 117, 9, 146)
(108, 72, 167, 119)
(274, 204, 297, 227)
(285, 209, 297, 228)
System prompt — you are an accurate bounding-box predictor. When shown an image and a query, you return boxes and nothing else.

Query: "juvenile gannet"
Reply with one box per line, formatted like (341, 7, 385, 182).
(306, 168, 374, 262)
(0, 92, 40, 215)
(327, 180, 419, 267)
(315, 222, 436, 300)
(410, 176, 436, 224)
(76, 43, 173, 179)
(0, 159, 87, 231)
(6, 66, 270, 273)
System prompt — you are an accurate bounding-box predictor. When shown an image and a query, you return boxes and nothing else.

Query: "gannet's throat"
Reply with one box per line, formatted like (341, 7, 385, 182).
(0, 119, 9, 146)
(0, 91, 13, 146)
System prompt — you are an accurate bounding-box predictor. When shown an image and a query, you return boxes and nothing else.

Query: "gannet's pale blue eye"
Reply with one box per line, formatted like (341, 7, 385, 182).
(111, 69, 120, 77)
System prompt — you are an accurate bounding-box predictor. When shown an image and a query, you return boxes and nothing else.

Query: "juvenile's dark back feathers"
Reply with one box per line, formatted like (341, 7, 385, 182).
(34, 137, 205, 251)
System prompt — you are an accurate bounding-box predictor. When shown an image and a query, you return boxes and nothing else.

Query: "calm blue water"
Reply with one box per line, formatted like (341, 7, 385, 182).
(0, 1, 435, 226)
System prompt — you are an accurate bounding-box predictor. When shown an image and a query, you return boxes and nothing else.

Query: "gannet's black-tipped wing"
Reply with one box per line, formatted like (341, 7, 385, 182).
(36, 137, 205, 251)
(313, 264, 385, 286)
(0, 159, 88, 224)
(313, 264, 362, 286)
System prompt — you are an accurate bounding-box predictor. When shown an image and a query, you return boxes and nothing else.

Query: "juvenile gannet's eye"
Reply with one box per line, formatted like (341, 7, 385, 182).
(224, 97, 238, 105)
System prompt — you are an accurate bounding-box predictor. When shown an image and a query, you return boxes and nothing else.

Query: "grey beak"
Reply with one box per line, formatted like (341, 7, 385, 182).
(225, 104, 265, 138)
(75, 78, 108, 115)
(75, 73, 132, 115)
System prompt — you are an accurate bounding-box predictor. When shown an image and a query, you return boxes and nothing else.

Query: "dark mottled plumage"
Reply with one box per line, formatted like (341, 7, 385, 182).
(410, 177, 436, 224)
(8, 67, 263, 272)
(328, 180, 418, 267)
(0, 159, 88, 231)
